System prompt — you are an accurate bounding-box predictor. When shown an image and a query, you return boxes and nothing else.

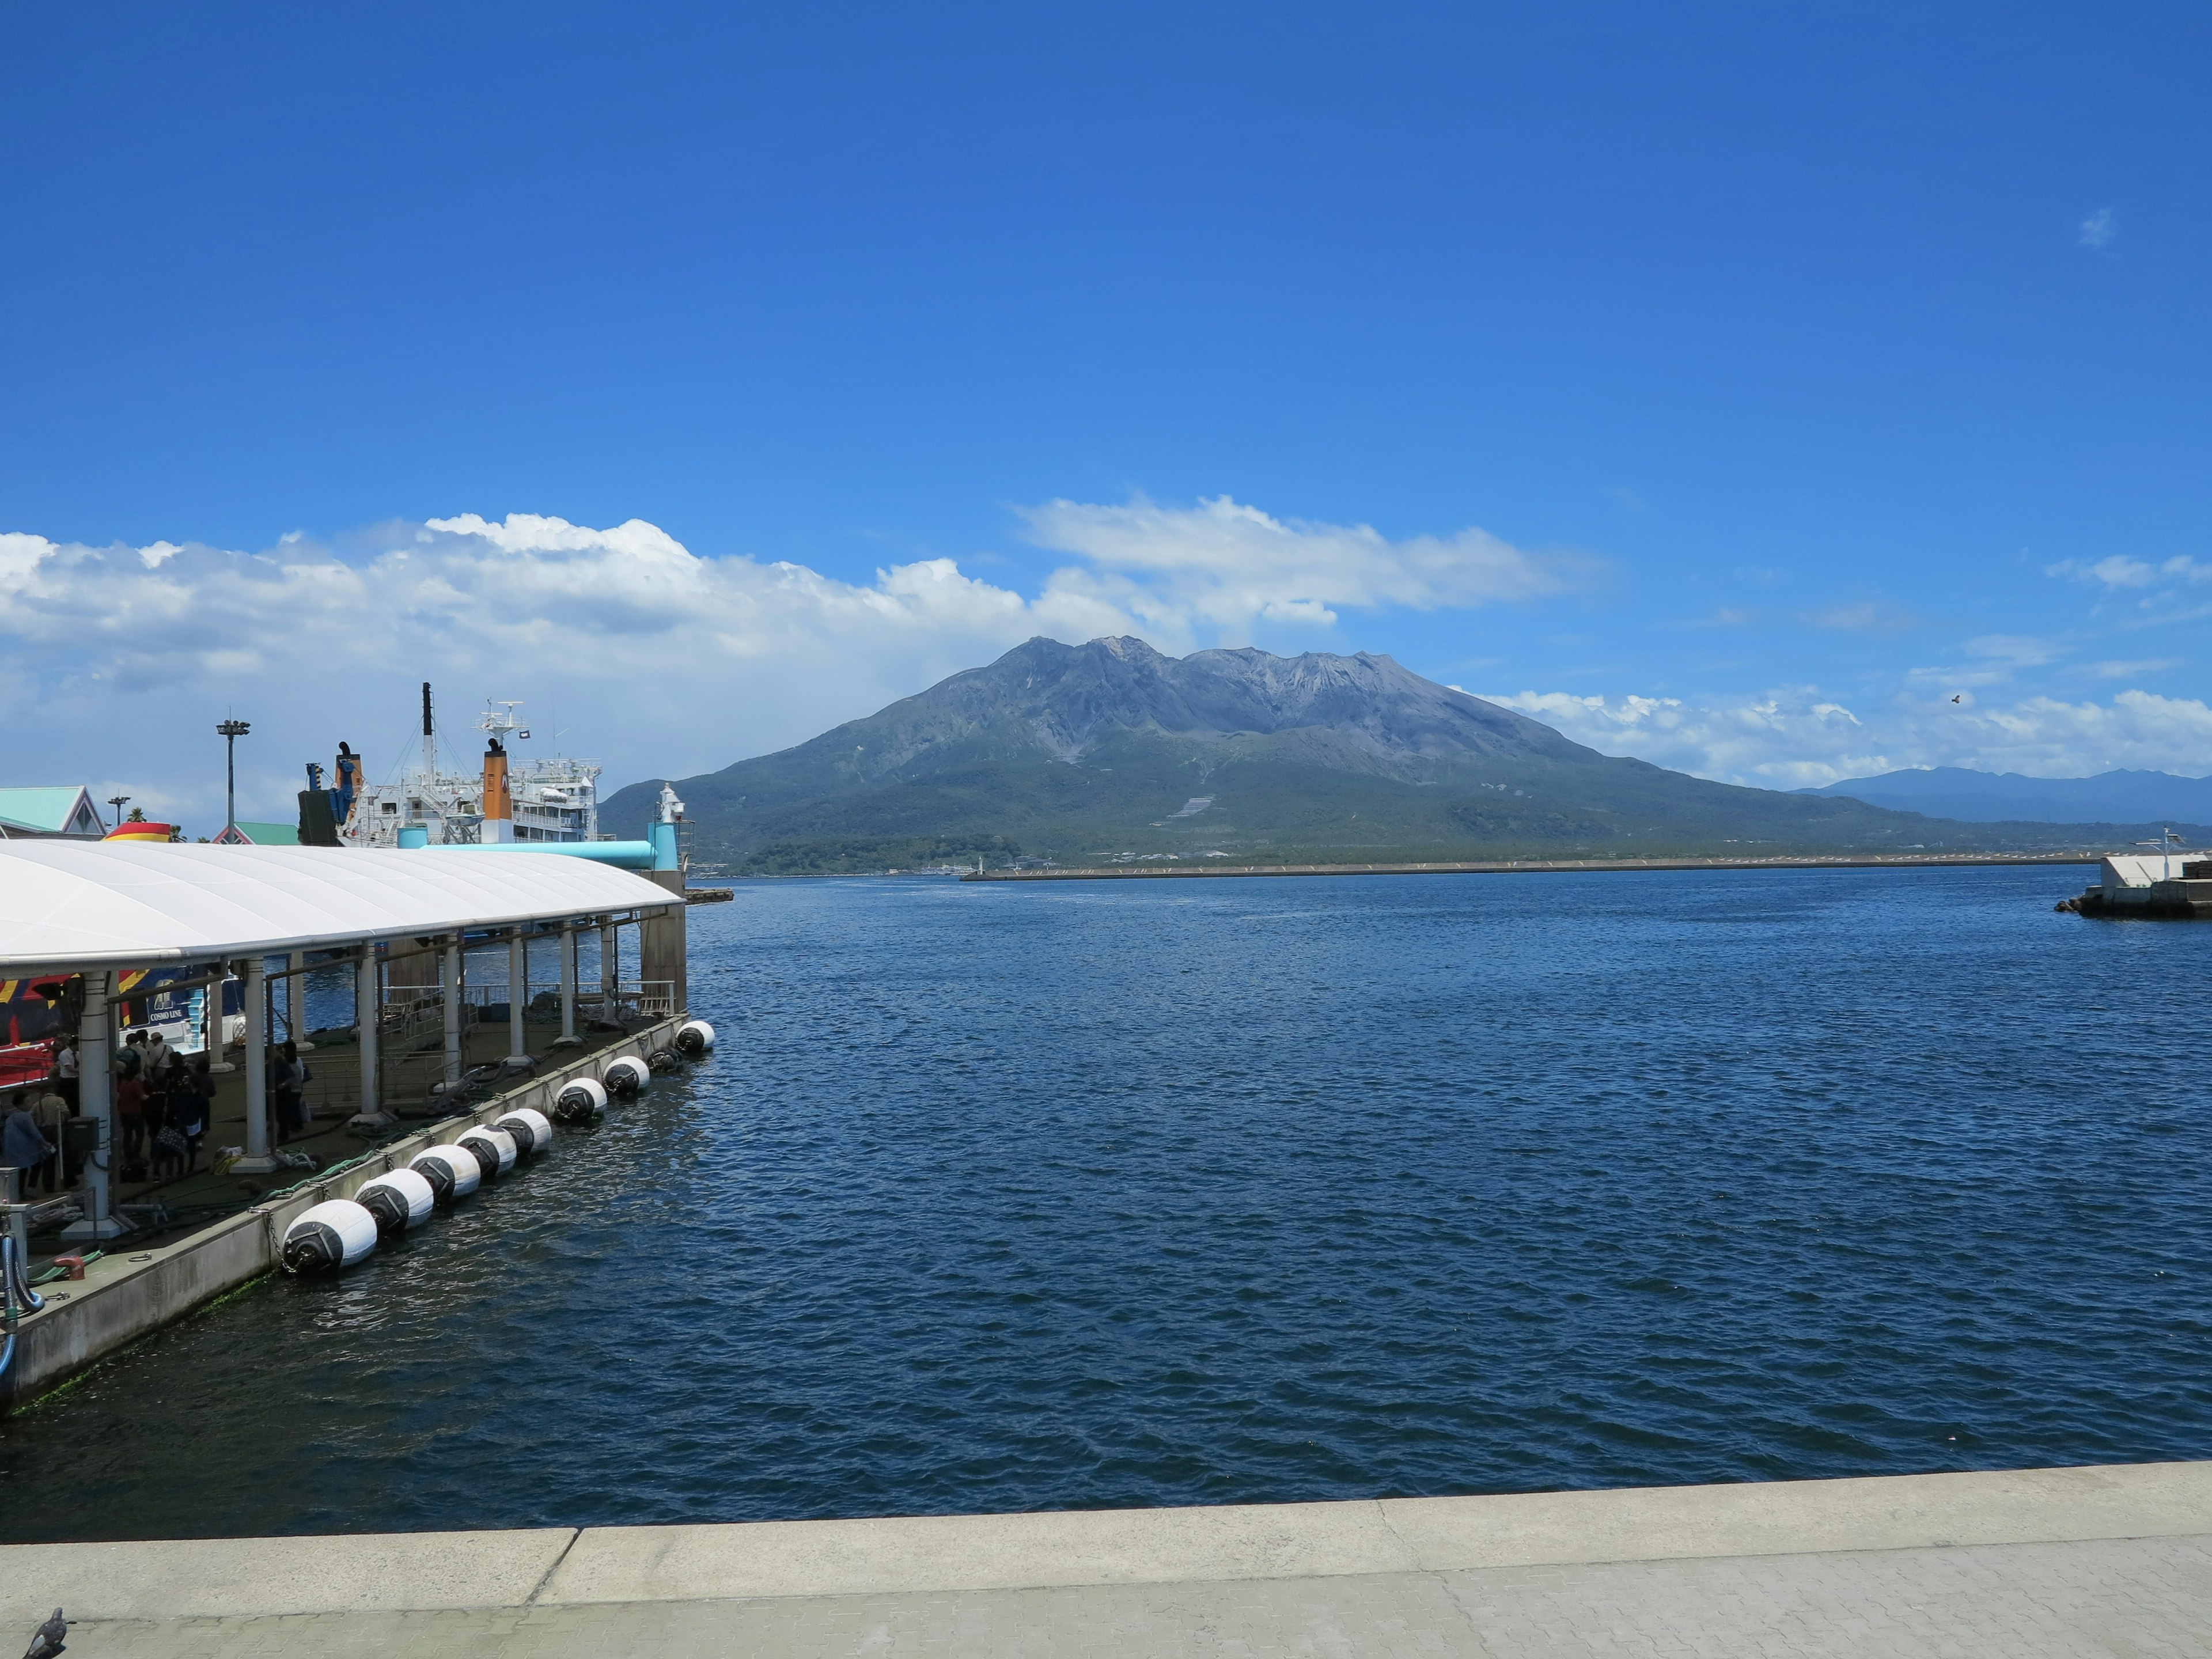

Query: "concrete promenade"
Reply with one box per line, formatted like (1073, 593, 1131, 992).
(6, 1460, 2210, 1655)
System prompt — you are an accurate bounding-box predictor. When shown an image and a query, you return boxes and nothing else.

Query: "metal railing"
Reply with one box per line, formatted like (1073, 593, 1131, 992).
(577, 982, 675, 1021)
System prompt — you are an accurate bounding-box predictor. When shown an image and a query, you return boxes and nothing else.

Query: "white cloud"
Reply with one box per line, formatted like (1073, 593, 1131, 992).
(1489, 683, 2212, 787)
(2079, 207, 2118, 249)
(2048, 553, 2212, 590)
(0, 498, 1582, 828)
(1017, 494, 1597, 639)
(2082, 657, 2181, 679)
(0, 518, 1122, 823)
(1491, 688, 1882, 788)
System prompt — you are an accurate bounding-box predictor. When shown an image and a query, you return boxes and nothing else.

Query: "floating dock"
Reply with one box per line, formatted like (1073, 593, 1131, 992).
(0, 840, 694, 1410)
(1, 1017, 684, 1408)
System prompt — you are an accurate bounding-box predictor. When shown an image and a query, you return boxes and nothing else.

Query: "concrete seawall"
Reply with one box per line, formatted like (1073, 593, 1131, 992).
(1, 1014, 685, 1411)
(3, 1461, 2209, 1655)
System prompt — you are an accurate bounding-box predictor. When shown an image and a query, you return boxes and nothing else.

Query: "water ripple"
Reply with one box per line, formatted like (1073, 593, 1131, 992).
(3, 865, 2209, 1541)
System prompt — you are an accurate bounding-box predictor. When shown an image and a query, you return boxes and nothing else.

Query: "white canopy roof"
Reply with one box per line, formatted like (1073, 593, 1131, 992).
(0, 842, 677, 975)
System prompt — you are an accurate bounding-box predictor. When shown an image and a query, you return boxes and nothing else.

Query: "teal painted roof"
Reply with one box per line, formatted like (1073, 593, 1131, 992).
(230, 821, 301, 846)
(0, 786, 99, 835)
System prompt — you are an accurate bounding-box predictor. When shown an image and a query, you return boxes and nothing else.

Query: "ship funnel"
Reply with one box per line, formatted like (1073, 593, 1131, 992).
(482, 738, 513, 843)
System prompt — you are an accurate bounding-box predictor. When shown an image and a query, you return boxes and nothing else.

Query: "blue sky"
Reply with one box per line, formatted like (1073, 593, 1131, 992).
(4, 3, 2209, 827)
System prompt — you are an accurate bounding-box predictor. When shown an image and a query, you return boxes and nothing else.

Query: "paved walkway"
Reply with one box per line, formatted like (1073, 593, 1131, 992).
(7, 1461, 2210, 1656)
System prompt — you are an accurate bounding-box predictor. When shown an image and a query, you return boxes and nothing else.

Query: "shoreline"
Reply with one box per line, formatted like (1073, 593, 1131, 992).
(962, 850, 2103, 882)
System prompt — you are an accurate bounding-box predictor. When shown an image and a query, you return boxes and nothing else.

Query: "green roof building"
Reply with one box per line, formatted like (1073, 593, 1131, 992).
(0, 786, 104, 839)
(212, 821, 301, 846)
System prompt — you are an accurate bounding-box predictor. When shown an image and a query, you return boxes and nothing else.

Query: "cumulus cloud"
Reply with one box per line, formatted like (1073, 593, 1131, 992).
(1487, 683, 2212, 787)
(2048, 554, 2212, 589)
(0, 498, 1581, 827)
(1017, 494, 1598, 637)
(1490, 688, 1882, 788)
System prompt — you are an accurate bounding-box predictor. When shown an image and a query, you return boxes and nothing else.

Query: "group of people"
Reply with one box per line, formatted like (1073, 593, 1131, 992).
(1, 1029, 224, 1198)
(115, 1028, 216, 1178)
(1, 1029, 323, 1198)
(2, 1077, 75, 1194)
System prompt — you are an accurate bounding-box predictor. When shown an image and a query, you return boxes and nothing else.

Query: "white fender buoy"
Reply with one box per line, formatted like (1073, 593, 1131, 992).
(675, 1019, 715, 1056)
(457, 1126, 517, 1180)
(495, 1107, 554, 1156)
(552, 1077, 607, 1124)
(281, 1199, 378, 1273)
(354, 1168, 436, 1234)
(645, 1047, 684, 1074)
(603, 1055, 650, 1097)
(410, 1144, 481, 1203)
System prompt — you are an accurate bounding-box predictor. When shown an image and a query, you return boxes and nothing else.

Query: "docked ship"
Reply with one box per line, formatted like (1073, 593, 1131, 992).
(319, 684, 605, 847)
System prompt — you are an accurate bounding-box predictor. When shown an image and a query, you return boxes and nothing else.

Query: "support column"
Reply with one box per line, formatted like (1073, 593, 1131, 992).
(202, 972, 232, 1073)
(288, 950, 306, 1048)
(599, 917, 618, 1006)
(230, 957, 278, 1173)
(355, 948, 382, 1121)
(556, 922, 579, 1046)
(442, 942, 464, 1087)
(63, 972, 122, 1238)
(641, 872, 688, 1017)
(506, 930, 529, 1063)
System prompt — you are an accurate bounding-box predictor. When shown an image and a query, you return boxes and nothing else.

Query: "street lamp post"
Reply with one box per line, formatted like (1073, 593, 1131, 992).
(2135, 827, 2185, 882)
(105, 795, 129, 831)
(216, 719, 251, 835)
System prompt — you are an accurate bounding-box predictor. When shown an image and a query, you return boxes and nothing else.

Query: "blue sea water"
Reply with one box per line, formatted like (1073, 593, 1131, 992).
(2, 865, 2207, 1543)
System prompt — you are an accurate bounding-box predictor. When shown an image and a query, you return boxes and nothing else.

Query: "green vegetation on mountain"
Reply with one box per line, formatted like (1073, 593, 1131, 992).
(605, 637, 2137, 874)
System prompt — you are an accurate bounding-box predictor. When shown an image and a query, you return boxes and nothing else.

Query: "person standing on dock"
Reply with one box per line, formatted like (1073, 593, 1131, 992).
(32, 1085, 69, 1192)
(52, 1035, 79, 1112)
(164, 1071, 207, 1175)
(115, 1063, 147, 1172)
(268, 1040, 306, 1143)
(3, 1093, 47, 1190)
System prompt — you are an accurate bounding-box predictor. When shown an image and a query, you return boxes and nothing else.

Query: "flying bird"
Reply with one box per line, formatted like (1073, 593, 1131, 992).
(1950, 695, 1962, 703)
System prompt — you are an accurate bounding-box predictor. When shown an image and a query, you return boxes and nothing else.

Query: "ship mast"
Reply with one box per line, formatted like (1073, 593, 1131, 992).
(421, 681, 435, 784)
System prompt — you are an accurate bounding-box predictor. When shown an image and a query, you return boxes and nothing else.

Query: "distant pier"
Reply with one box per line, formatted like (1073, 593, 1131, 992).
(964, 851, 2103, 882)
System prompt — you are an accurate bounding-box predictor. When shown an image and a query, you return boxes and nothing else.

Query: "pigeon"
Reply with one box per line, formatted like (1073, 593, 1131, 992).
(21, 1608, 66, 1659)
(1950, 695, 1962, 703)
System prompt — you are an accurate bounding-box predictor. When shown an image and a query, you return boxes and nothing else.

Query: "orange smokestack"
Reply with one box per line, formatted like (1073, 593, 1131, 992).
(483, 738, 512, 823)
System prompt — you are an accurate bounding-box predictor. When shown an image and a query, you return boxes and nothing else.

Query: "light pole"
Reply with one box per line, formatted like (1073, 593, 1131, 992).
(2135, 827, 2186, 882)
(105, 795, 129, 830)
(217, 719, 251, 834)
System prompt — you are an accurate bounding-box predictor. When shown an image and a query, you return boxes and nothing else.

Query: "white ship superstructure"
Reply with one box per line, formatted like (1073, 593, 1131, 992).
(339, 685, 604, 847)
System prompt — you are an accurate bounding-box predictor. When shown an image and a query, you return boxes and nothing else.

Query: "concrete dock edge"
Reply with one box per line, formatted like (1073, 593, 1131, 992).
(5, 1460, 2209, 1626)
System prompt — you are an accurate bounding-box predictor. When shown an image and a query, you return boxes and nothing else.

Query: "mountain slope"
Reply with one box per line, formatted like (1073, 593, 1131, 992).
(604, 637, 2124, 871)
(1799, 766, 2212, 825)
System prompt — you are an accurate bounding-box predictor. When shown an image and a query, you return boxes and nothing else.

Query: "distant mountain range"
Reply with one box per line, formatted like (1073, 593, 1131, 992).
(604, 638, 2186, 873)
(1797, 767, 2212, 825)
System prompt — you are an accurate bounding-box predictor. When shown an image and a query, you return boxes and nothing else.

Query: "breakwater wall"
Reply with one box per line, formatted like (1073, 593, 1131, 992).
(1, 1014, 684, 1412)
(965, 852, 2103, 882)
